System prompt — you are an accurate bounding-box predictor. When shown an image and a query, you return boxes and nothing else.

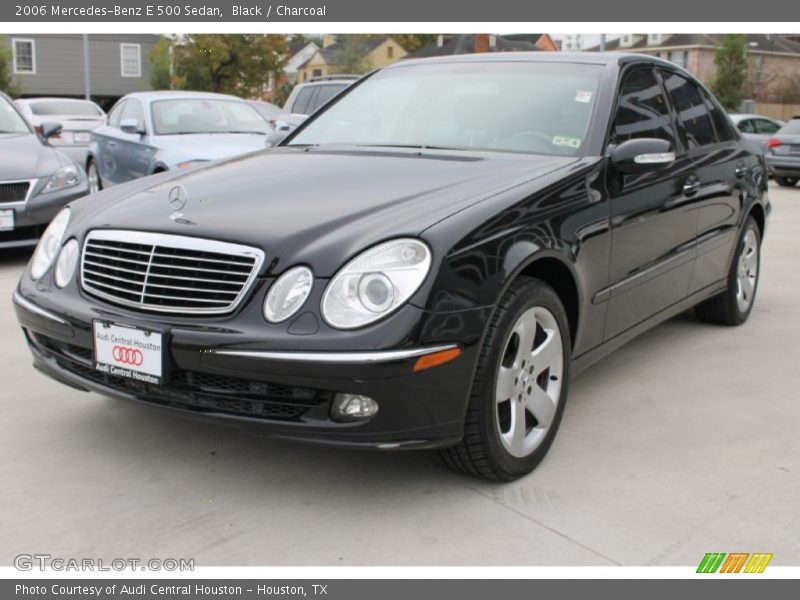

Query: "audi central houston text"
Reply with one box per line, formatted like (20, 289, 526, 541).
(14, 53, 769, 480)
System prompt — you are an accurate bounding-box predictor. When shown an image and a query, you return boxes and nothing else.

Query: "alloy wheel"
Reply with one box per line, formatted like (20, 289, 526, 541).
(87, 162, 100, 194)
(736, 228, 759, 314)
(495, 306, 564, 458)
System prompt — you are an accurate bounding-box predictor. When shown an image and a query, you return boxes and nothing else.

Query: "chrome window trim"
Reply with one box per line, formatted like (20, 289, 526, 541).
(209, 344, 459, 364)
(0, 179, 38, 208)
(80, 229, 265, 315)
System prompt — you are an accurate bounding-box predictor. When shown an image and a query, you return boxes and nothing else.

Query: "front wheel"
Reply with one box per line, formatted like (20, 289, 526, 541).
(774, 176, 798, 188)
(86, 159, 102, 194)
(696, 217, 761, 325)
(441, 277, 571, 481)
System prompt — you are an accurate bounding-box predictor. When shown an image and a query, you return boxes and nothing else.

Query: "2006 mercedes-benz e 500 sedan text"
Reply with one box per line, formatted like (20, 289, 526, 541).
(14, 54, 769, 481)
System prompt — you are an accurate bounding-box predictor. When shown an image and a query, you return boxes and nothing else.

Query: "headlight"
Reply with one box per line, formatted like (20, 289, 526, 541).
(30, 208, 70, 280)
(54, 239, 80, 288)
(321, 238, 431, 330)
(263, 266, 314, 323)
(42, 164, 81, 194)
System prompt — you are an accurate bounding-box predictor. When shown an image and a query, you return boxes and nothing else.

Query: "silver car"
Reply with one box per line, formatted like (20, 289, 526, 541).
(275, 76, 358, 133)
(729, 113, 784, 151)
(86, 91, 272, 193)
(15, 98, 106, 167)
(765, 116, 800, 188)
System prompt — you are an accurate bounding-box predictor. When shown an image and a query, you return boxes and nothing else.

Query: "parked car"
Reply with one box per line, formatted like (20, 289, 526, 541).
(0, 93, 88, 248)
(14, 53, 769, 481)
(247, 100, 282, 129)
(275, 76, 358, 132)
(86, 91, 272, 192)
(15, 98, 106, 166)
(765, 116, 800, 187)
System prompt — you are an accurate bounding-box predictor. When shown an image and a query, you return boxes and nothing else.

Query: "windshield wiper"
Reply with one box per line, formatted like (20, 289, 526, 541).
(354, 143, 465, 151)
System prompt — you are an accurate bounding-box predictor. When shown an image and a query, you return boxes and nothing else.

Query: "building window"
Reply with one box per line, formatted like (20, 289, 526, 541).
(387, 45, 394, 59)
(647, 34, 662, 46)
(120, 43, 141, 77)
(621, 35, 633, 47)
(753, 55, 764, 82)
(668, 50, 688, 69)
(312, 68, 322, 78)
(12, 38, 35, 74)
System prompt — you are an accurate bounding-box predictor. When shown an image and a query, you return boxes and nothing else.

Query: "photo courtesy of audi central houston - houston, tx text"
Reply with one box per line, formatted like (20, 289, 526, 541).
(2, 23, 800, 584)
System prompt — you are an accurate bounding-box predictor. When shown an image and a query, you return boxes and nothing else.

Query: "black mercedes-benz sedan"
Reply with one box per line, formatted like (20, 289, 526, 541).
(14, 53, 769, 481)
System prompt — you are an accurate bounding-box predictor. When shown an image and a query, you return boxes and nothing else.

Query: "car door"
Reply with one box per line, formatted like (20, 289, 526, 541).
(93, 100, 126, 185)
(603, 65, 699, 340)
(113, 98, 152, 182)
(660, 71, 747, 295)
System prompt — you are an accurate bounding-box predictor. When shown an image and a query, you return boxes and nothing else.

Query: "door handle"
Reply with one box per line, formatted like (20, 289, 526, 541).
(683, 179, 701, 195)
(735, 164, 748, 178)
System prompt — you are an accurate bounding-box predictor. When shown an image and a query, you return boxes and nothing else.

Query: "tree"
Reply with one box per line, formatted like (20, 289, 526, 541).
(148, 37, 173, 90)
(711, 34, 748, 110)
(332, 35, 373, 75)
(172, 34, 288, 97)
(0, 35, 23, 96)
(391, 34, 438, 53)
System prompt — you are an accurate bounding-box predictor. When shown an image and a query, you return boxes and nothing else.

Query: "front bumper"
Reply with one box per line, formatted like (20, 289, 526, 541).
(1, 180, 88, 248)
(13, 282, 484, 449)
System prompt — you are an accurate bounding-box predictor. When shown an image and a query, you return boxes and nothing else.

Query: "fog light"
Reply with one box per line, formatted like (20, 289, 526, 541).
(332, 393, 379, 420)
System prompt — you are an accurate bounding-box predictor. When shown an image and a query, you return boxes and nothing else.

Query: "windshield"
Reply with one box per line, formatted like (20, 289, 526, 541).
(289, 61, 603, 156)
(30, 100, 103, 116)
(151, 98, 271, 135)
(0, 96, 32, 134)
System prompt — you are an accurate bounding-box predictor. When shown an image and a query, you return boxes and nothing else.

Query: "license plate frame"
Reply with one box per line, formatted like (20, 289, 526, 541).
(93, 321, 165, 385)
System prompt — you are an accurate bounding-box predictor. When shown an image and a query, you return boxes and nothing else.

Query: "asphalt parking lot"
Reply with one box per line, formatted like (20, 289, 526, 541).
(1, 182, 799, 567)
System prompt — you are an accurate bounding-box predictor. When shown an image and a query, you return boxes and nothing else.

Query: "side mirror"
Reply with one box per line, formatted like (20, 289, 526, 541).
(120, 118, 145, 136)
(40, 121, 63, 139)
(611, 138, 675, 175)
(266, 130, 287, 147)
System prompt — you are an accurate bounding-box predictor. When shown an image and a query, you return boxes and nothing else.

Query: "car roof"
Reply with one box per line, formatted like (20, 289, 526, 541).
(16, 97, 100, 105)
(729, 113, 778, 121)
(122, 90, 243, 102)
(392, 51, 678, 69)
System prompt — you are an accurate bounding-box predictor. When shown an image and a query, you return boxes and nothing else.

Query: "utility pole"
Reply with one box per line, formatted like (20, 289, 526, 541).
(600, 34, 606, 52)
(82, 34, 91, 100)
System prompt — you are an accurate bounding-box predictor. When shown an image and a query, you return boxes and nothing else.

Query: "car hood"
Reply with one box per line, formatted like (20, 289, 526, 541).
(153, 133, 269, 161)
(0, 132, 64, 180)
(74, 147, 577, 276)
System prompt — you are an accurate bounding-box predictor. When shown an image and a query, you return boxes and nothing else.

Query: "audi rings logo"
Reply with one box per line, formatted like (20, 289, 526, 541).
(112, 345, 144, 366)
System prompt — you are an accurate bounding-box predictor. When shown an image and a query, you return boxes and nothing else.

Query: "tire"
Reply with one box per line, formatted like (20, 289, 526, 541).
(440, 277, 571, 481)
(774, 176, 798, 188)
(86, 159, 102, 194)
(696, 216, 761, 326)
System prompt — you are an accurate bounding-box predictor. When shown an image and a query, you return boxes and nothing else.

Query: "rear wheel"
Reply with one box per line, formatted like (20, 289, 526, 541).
(441, 277, 571, 481)
(86, 159, 102, 194)
(696, 217, 761, 326)
(774, 176, 798, 187)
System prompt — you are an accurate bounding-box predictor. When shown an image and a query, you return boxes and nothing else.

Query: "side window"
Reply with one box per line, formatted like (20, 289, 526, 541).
(107, 100, 127, 128)
(737, 119, 755, 134)
(612, 67, 676, 147)
(119, 99, 145, 129)
(702, 90, 736, 143)
(292, 87, 317, 115)
(662, 72, 716, 148)
(755, 119, 781, 135)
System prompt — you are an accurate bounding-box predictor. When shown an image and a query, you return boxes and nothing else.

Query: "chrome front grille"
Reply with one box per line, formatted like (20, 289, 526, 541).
(80, 230, 264, 315)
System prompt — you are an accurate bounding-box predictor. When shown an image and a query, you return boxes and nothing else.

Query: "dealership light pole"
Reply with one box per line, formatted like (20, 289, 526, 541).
(82, 34, 91, 100)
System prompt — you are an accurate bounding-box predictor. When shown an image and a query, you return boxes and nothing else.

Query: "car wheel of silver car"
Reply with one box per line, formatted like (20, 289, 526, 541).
(441, 277, 571, 481)
(696, 216, 761, 326)
(86, 160, 102, 194)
